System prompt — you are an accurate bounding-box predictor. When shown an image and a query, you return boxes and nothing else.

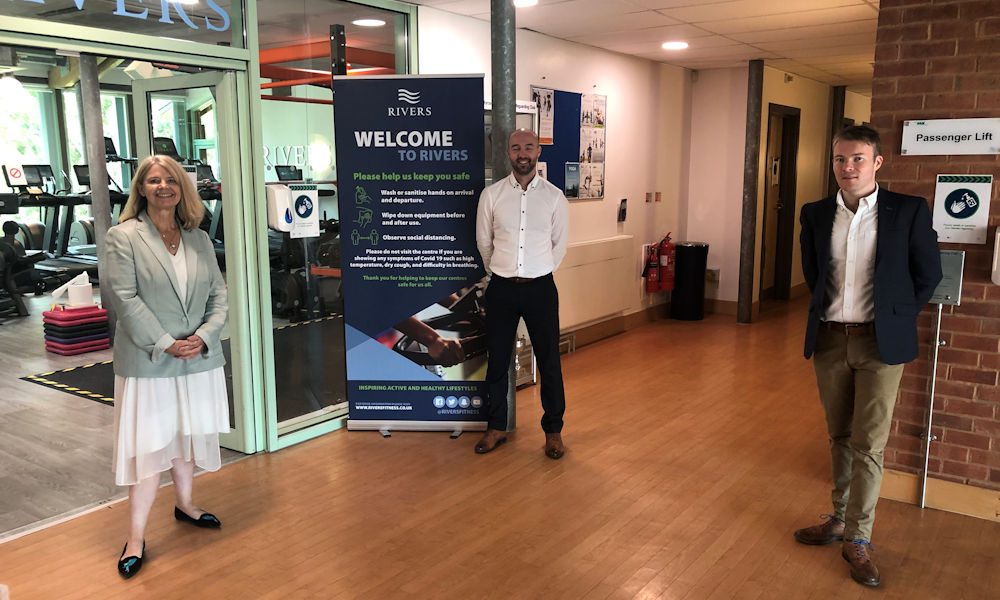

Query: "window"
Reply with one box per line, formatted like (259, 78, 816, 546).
(63, 90, 132, 197)
(0, 81, 52, 223)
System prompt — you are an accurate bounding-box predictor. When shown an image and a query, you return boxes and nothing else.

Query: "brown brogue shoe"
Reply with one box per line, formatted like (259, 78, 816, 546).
(842, 539, 880, 587)
(474, 429, 507, 454)
(544, 433, 565, 459)
(793, 514, 845, 545)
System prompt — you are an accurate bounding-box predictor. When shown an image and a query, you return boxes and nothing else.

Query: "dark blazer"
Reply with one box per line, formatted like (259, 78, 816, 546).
(105, 211, 228, 378)
(800, 188, 942, 365)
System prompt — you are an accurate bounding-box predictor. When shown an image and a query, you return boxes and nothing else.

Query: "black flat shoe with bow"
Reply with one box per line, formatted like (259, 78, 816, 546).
(117, 541, 144, 579)
(174, 506, 222, 528)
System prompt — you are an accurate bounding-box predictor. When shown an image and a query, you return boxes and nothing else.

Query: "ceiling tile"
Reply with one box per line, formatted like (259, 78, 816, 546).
(753, 33, 875, 53)
(727, 20, 877, 44)
(657, 0, 869, 23)
(695, 5, 877, 35)
(534, 10, 682, 38)
(409, 0, 880, 91)
(624, 0, 715, 8)
(569, 26, 728, 48)
(778, 49, 874, 62)
(515, 0, 681, 37)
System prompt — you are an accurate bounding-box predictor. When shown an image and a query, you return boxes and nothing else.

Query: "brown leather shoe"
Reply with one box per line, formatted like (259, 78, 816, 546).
(793, 514, 845, 545)
(474, 429, 507, 454)
(842, 539, 880, 587)
(544, 433, 565, 459)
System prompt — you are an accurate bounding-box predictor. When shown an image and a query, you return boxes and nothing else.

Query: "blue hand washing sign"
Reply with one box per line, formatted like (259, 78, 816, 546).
(933, 174, 993, 244)
(943, 188, 978, 219)
(295, 194, 314, 217)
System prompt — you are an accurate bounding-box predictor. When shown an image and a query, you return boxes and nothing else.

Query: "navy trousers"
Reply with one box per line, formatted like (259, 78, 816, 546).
(484, 274, 566, 433)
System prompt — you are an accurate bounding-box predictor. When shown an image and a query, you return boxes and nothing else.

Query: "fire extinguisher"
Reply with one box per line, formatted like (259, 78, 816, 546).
(644, 243, 660, 293)
(659, 233, 675, 291)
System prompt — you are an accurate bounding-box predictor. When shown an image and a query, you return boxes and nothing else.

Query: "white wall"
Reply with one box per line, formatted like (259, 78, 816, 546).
(844, 91, 872, 125)
(757, 67, 833, 298)
(683, 66, 840, 307)
(417, 6, 690, 319)
(260, 87, 336, 182)
(686, 67, 748, 303)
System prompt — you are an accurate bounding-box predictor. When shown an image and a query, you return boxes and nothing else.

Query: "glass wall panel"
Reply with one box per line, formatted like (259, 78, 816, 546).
(1, 1, 246, 49)
(256, 0, 411, 438)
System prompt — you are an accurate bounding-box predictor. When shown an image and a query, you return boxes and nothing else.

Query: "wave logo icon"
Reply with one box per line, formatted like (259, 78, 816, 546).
(397, 88, 420, 104)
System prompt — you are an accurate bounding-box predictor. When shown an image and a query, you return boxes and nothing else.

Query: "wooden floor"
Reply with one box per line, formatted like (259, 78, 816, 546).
(0, 293, 242, 537)
(0, 293, 118, 536)
(2, 302, 998, 599)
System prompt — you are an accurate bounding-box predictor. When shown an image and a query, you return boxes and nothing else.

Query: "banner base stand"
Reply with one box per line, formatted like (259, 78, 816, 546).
(348, 420, 488, 434)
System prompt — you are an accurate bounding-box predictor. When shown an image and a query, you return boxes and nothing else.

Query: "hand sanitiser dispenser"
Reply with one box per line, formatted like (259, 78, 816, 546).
(993, 227, 1000, 286)
(266, 184, 294, 232)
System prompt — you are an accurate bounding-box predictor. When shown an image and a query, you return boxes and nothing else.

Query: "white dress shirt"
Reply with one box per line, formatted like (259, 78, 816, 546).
(476, 172, 569, 278)
(824, 185, 878, 323)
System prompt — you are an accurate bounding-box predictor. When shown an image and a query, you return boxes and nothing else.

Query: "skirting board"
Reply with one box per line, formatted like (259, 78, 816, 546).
(570, 299, 736, 350)
(881, 469, 1000, 523)
(347, 420, 488, 433)
(705, 298, 737, 316)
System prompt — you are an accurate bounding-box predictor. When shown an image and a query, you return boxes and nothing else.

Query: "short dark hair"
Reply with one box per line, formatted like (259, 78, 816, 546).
(833, 125, 881, 158)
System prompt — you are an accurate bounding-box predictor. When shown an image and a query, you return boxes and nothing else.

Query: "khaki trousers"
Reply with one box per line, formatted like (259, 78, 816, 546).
(812, 326, 904, 542)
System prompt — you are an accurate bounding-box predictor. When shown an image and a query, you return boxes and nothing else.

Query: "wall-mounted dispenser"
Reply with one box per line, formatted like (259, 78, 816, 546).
(992, 226, 1000, 285)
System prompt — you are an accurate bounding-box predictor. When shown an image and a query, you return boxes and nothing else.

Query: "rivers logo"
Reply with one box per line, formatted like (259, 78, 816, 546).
(388, 88, 432, 117)
(397, 89, 420, 104)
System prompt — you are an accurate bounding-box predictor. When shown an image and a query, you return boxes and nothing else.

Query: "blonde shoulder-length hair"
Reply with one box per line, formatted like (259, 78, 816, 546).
(118, 155, 205, 230)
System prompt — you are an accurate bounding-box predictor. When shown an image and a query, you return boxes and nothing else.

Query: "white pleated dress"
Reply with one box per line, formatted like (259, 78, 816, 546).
(112, 239, 231, 486)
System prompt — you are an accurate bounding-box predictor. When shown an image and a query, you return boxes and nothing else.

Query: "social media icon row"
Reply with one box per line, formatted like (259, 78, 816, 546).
(433, 395, 483, 409)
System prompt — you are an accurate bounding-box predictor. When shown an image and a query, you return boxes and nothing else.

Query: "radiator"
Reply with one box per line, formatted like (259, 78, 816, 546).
(553, 235, 633, 330)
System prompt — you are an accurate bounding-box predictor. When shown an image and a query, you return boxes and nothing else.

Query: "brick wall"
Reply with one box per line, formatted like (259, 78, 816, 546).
(871, 0, 1000, 491)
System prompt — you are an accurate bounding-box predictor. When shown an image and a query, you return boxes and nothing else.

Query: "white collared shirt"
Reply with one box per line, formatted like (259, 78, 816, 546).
(824, 185, 879, 323)
(476, 172, 569, 278)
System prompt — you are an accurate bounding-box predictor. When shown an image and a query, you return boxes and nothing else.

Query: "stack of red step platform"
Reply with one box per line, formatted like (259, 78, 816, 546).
(43, 305, 110, 355)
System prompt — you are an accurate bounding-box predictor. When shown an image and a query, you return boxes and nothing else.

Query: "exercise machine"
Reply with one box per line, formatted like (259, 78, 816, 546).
(0, 196, 50, 318)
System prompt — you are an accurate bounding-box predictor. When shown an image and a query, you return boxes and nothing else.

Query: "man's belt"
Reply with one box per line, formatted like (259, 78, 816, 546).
(822, 321, 874, 336)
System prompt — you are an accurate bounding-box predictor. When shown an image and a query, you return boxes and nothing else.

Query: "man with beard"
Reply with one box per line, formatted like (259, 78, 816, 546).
(474, 128, 569, 459)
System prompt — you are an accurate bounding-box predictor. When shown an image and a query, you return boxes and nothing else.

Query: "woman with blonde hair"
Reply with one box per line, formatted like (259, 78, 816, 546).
(105, 155, 229, 579)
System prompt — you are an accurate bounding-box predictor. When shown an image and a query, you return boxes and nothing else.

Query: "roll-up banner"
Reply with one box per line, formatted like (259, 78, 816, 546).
(332, 75, 488, 432)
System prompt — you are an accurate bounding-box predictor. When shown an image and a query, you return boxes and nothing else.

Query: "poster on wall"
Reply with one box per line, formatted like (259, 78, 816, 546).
(531, 85, 555, 144)
(536, 88, 608, 200)
(577, 162, 605, 199)
(565, 162, 580, 198)
(332, 74, 489, 431)
(288, 184, 320, 239)
(579, 93, 607, 200)
(932, 174, 993, 244)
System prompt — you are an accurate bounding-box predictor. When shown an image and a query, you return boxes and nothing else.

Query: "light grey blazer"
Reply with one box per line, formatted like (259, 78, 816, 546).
(104, 211, 227, 378)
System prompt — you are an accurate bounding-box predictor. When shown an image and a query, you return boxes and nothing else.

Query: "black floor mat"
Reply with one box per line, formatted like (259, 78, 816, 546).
(22, 316, 346, 423)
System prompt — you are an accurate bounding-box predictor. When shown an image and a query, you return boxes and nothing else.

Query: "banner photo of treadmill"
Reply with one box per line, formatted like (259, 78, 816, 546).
(332, 75, 487, 432)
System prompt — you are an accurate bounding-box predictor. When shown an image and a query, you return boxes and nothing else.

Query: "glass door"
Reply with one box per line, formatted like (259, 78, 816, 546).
(132, 71, 256, 454)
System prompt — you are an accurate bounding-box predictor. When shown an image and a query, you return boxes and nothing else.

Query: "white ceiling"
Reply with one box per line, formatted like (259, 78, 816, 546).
(408, 0, 881, 95)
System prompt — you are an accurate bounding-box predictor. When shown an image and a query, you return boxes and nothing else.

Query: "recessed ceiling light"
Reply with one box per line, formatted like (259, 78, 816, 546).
(513, 0, 539, 7)
(662, 41, 689, 51)
(352, 18, 386, 27)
